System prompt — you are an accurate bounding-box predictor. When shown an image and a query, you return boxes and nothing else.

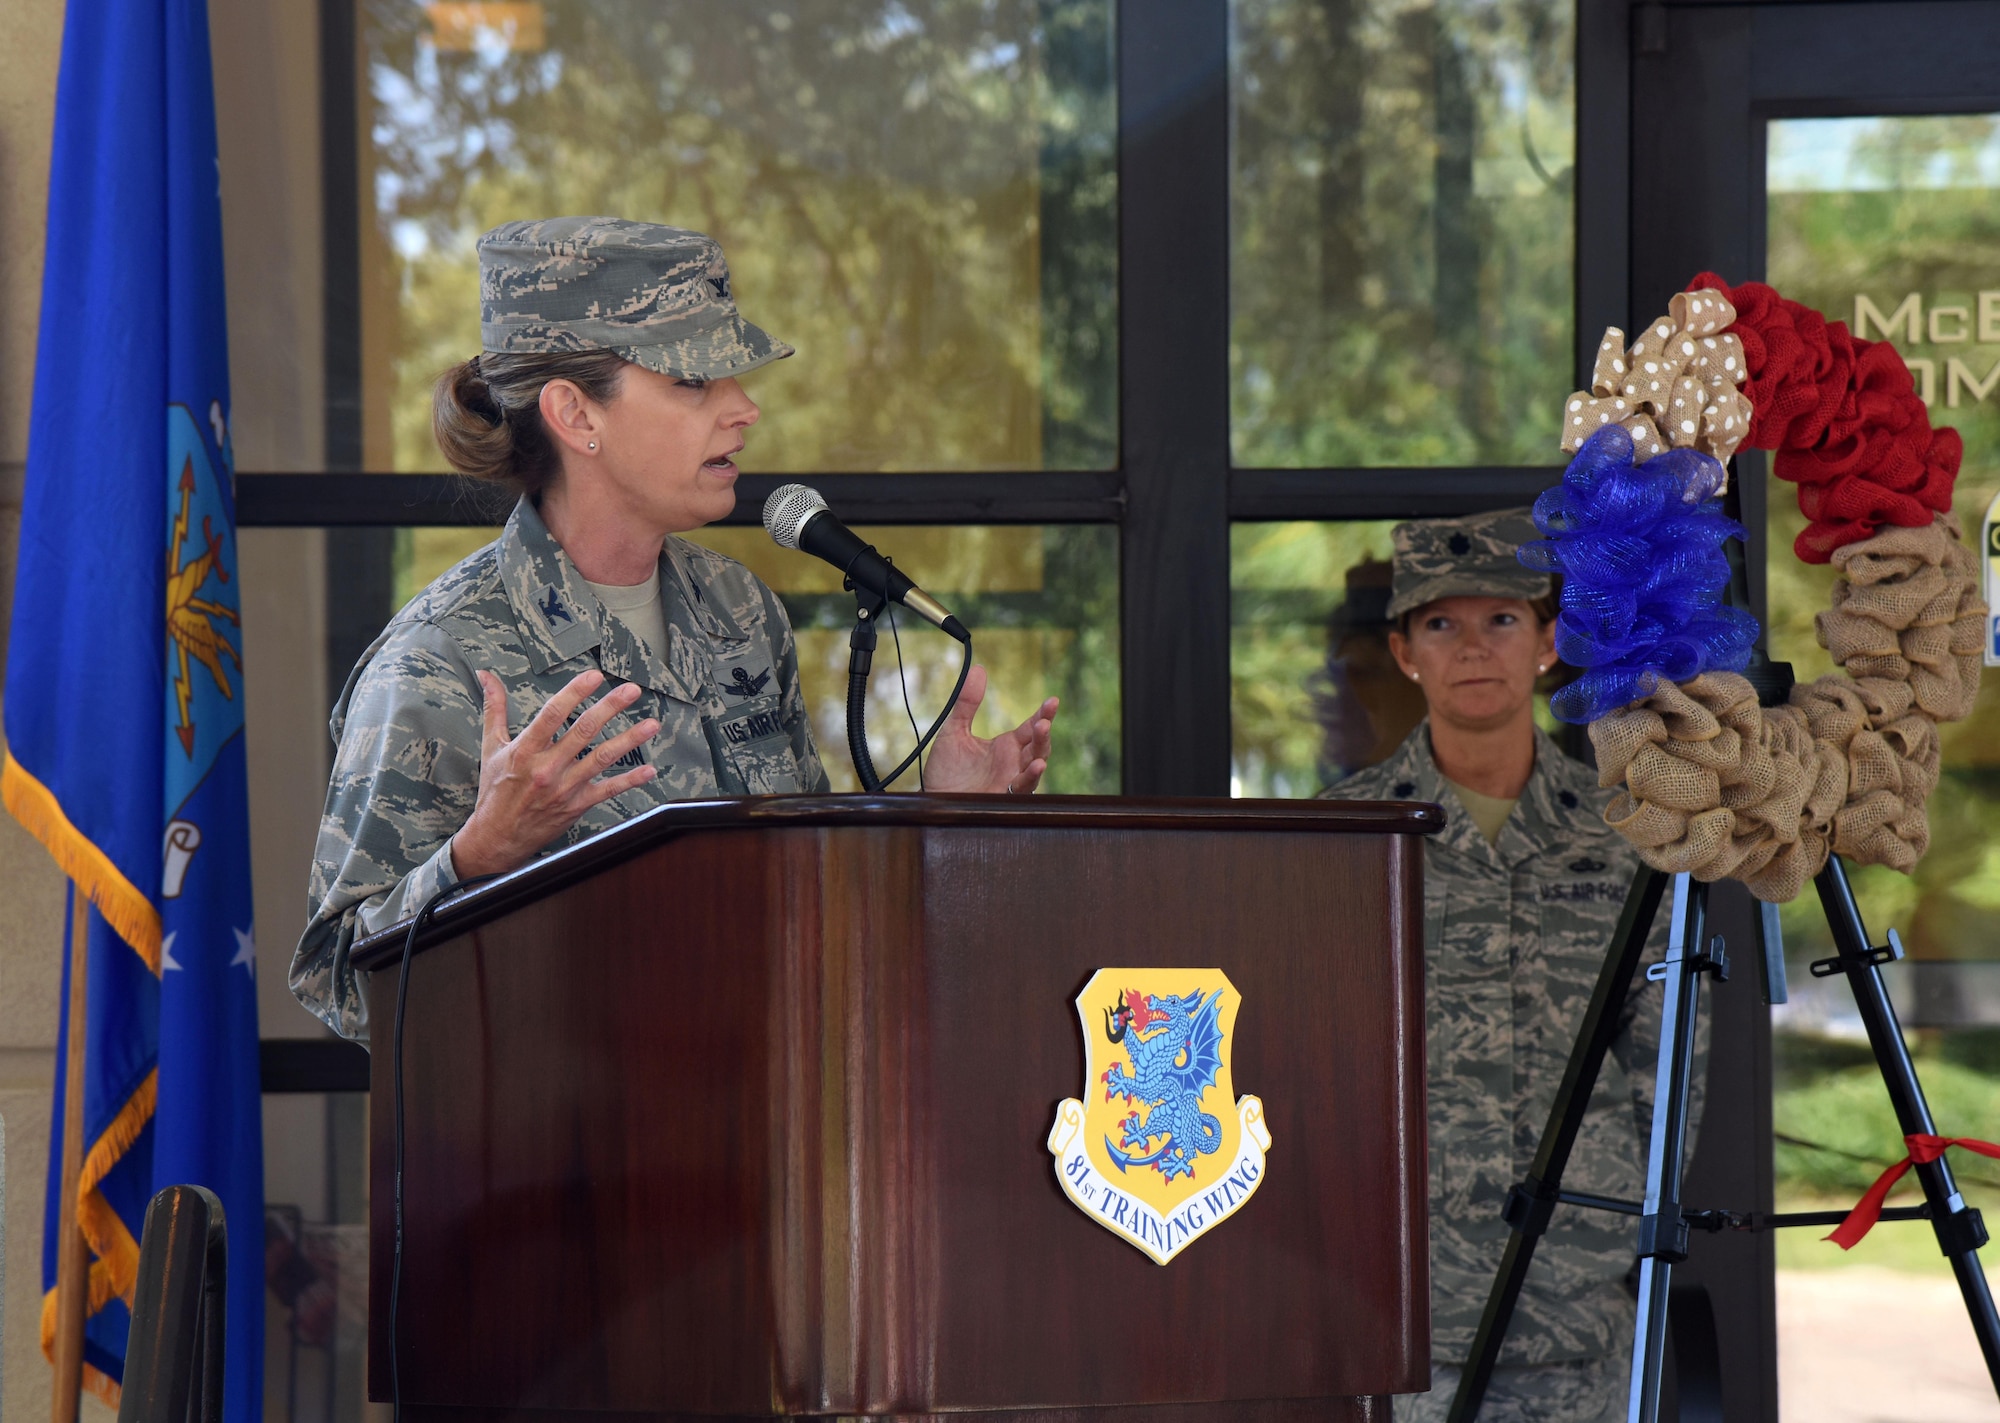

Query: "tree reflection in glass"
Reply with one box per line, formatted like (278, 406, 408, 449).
(1230, 0, 1575, 468)
(360, 1, 1117, 474)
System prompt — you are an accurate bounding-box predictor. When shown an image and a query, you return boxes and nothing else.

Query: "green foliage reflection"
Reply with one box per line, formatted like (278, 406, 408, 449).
(1231, 0, 1575, 467)
(1230, 521, 1404, 796)
(362, 0, 1117, 473)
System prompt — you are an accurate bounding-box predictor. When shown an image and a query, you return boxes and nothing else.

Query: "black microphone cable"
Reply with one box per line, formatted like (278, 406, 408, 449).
(391, 871, 498, 1423)
(886, 602, 927, 790)
(766, 482, 972, 790)
(850, 622, 972, 790)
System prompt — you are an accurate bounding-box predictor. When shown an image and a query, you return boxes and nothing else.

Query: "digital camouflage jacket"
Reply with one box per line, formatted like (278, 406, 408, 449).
(1322, 722, 1688, 1367)
(292, 496, 828, 1040)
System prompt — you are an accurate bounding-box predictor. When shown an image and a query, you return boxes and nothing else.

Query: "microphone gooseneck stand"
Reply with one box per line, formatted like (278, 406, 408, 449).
(843, 561, 971, 792)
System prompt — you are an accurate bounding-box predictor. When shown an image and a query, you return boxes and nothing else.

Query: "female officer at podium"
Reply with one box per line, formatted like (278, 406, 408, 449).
(1320, 511, 1690, 1423)
(291, 217, 1059, 1042)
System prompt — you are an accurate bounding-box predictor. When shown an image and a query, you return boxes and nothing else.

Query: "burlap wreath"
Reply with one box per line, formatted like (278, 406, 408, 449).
(1546, 281, 1987, 903)
(1590, 515, 1982, 901)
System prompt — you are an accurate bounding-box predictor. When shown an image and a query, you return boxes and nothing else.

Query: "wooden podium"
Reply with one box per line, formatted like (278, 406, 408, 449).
(352, 795, 1441, 1422)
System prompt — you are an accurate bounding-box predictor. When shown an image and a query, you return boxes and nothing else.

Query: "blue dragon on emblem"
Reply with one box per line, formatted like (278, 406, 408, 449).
(1101, 988, 1226, 1182)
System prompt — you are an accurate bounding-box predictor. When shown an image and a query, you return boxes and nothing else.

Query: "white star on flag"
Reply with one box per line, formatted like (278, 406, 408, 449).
(231, 927, 256, 977)
(161, 931, 183, 972)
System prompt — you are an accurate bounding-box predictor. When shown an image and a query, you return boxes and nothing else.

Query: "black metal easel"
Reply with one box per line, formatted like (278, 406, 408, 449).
(1447, 450, 2000, 1419)
(1444, 843, 2000, 1423)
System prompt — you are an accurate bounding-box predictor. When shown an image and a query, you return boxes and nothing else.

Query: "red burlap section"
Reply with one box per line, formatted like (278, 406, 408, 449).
(1687, 272, 1959, 562)
(1590, 516, 1984, 901)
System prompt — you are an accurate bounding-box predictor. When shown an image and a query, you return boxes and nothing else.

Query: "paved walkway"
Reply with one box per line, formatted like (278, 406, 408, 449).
(1781, 1268, 2000, 1422)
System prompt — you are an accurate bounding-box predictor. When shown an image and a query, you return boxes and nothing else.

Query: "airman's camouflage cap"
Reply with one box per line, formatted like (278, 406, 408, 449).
(1386, 508, 1552, 621)
(478, 217, 794, 381)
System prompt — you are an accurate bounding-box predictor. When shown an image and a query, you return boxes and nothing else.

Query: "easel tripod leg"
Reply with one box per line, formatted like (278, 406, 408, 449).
(1813, 857, 2000, 1396)
(1446, 867, 1670, 1423)
(1628, 874, 1714, 1423)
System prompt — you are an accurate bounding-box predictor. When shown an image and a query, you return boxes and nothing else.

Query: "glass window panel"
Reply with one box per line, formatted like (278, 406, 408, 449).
(394, 523, 1120, 792)
(1230, 521, 1408, 796)
(1229, 0, 1575, 468)
(262, 1092, 371, 1423)
(358, 1, 1117, 474)
(214, 9, 326, 471)
(1764, 114, 2000, 1411)
(1231, 520, 1572, 797)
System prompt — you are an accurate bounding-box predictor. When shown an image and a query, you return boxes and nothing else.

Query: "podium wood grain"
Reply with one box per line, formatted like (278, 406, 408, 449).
(355, 796, 1438, 1420)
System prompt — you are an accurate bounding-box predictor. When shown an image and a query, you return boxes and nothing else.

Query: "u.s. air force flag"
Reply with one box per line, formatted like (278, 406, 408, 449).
(1, 0, 263, 1412)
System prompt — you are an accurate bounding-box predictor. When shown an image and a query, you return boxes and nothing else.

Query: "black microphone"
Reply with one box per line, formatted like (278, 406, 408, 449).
(762, 484, 968, 642)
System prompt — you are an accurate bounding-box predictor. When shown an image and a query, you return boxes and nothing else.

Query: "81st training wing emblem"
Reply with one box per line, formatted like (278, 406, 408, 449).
(1047, 968, 1271, 1264)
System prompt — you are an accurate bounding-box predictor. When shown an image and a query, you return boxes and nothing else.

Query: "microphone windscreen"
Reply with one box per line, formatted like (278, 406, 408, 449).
(762, 483, 828, 550)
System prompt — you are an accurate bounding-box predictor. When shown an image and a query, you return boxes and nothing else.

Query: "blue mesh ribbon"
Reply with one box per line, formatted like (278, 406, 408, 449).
(1519, 425, 1759, 724)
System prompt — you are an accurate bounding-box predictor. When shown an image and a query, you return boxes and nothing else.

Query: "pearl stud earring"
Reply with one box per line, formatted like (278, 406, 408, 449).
(587, 441, 597, 451)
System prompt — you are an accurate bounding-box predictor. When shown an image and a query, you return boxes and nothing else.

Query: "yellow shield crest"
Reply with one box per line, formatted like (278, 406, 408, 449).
(1047, 967, 1271, 1264)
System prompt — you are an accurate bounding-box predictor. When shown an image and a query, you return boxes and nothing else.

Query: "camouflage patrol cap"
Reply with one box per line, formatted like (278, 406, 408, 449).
(1386, 508, 1552, 621)
(478, 217, 794, 381)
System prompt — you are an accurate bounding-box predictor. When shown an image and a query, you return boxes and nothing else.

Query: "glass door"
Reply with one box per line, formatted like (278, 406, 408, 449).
(1762, 112, 2000, 1423)
(1633, 8, 2000, 1418)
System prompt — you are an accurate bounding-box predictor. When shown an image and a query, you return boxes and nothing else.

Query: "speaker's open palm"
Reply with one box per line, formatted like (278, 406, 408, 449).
(920, 664, 1059, 795)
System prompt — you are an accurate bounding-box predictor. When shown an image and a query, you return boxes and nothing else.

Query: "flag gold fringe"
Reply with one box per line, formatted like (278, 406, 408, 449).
(80, 1069, 156, 1229)
(1, 750, 161, 973)
(39, 1256, 119, 1353)
(40, 1268, 136, 1410)
(37, 1072, 154, 1392)
(10, 746, 166, 1411)
(39, 1280, 128, 1410)
(78, 1069, 154, 1302)
(82, 1363, 121, 1409)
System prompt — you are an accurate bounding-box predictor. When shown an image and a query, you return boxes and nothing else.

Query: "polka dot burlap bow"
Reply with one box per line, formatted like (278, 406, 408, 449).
(1560, 288, 1755, 472)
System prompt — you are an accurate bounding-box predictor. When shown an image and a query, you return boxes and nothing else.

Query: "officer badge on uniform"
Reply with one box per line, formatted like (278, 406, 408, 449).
(724, 665, 772, 698)
(1047, 967, 1271, 1264)
(537, 585, 573, 625)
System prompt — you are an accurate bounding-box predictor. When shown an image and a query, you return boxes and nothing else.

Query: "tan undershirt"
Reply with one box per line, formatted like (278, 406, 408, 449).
(1443, 775, 1518, 846)
(582, 566, 667, 660)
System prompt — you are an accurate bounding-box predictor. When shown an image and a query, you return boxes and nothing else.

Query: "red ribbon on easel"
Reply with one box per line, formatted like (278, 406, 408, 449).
(1827, 1133, 2000, 1249)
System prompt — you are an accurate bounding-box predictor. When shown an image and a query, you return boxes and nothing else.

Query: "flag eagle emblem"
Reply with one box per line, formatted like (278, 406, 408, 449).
(166, 451, 240, 756)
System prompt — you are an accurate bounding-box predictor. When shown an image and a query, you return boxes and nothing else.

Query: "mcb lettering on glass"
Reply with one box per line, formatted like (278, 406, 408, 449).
(1851, 290, 2000, 409)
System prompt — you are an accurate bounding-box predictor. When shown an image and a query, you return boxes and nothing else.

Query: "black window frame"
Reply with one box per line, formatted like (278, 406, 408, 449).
(248, 0, 1627, 797)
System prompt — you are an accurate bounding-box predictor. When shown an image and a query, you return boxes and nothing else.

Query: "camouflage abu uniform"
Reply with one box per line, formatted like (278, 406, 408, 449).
(292, 219, 822, 1040)
(1319, 511, 1692, 1423)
